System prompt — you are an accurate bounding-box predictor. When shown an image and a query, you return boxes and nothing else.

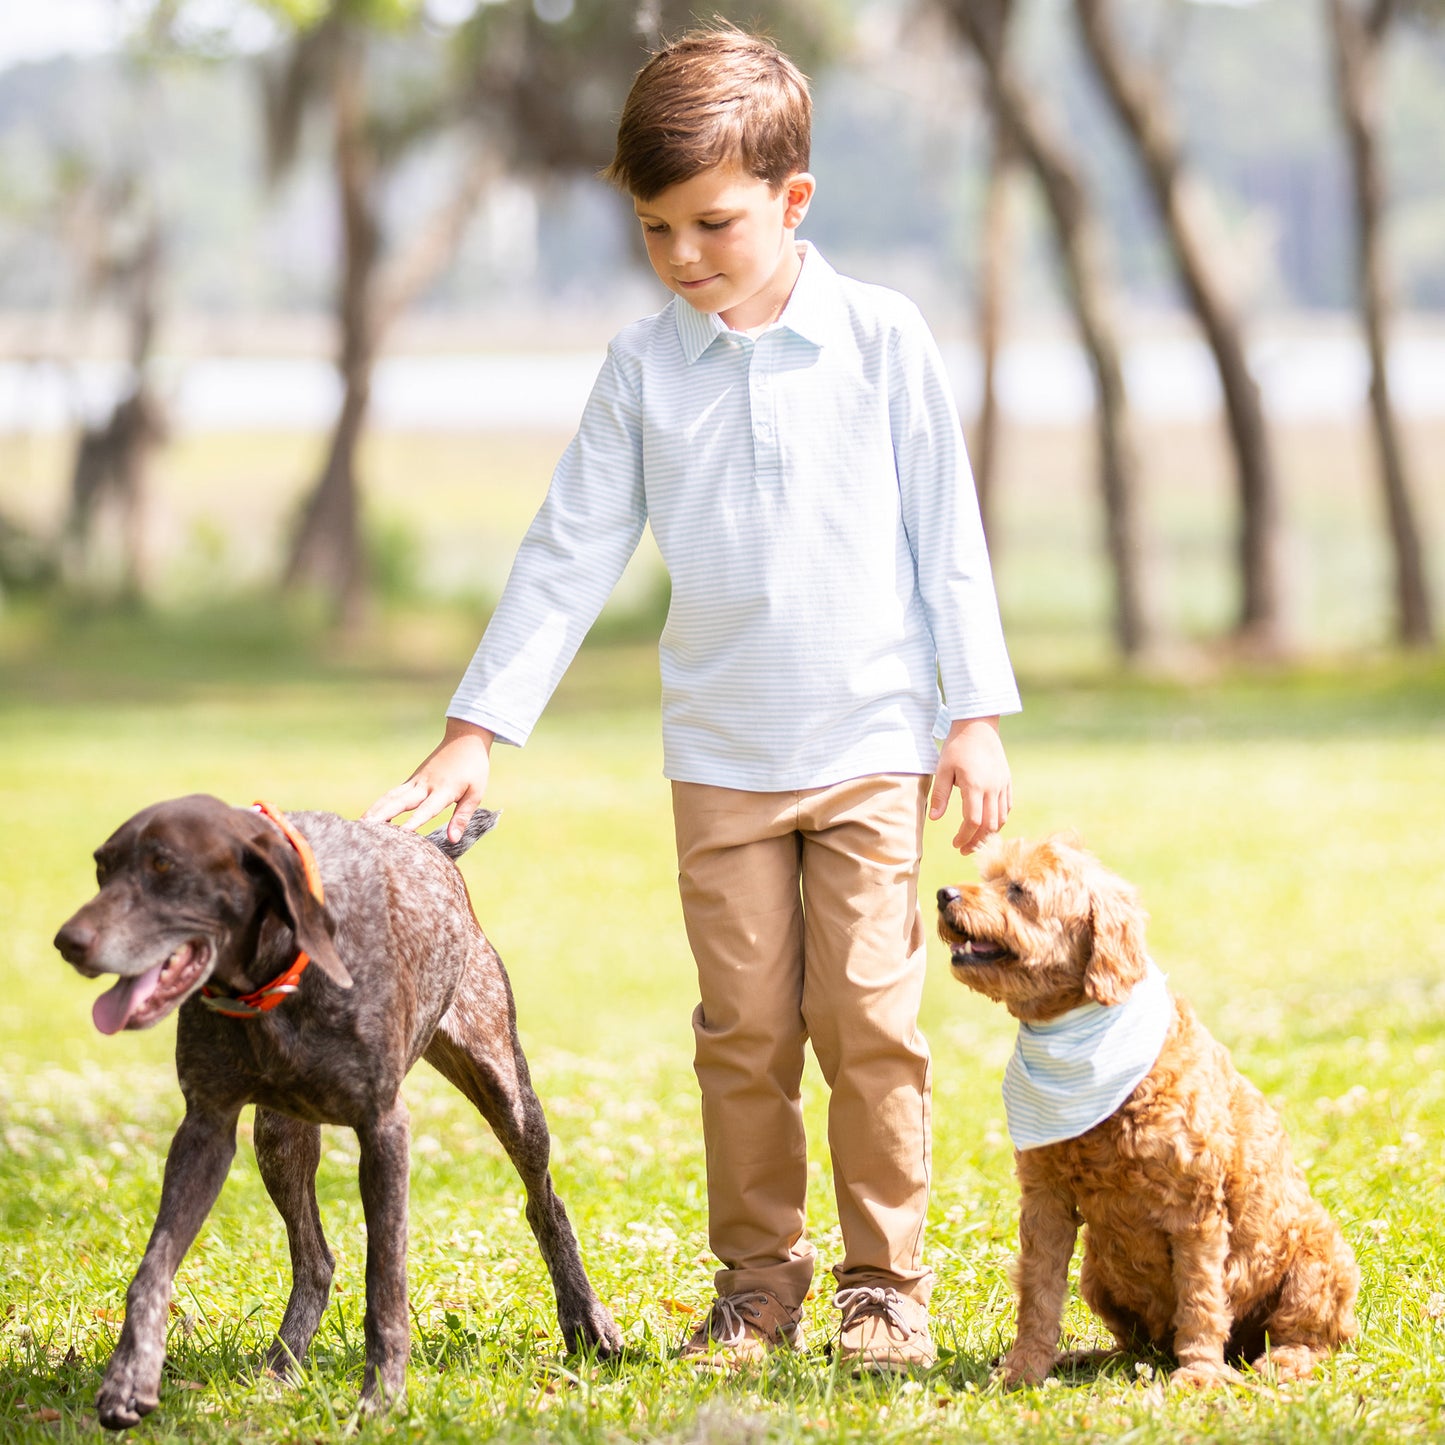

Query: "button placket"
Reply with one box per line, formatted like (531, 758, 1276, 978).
(750, 337, 781, 478)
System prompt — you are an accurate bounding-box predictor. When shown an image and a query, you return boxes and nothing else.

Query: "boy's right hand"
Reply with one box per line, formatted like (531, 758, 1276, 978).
(364, 717, 495, 843)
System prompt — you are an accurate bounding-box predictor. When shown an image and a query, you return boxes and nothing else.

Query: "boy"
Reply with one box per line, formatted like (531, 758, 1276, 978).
(368, 25, 1020, 1372)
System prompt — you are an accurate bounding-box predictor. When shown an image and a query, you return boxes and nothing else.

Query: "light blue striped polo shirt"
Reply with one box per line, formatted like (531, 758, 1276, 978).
(449, 243, 1021, 791)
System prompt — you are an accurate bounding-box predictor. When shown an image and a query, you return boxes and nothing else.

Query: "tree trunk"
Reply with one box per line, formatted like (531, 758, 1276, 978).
(284, 23, 376, 629)
(1074, 0, 1286, 652)
(1328, 0, 1434, 647)
(971, 116, 1015, 548)
(945, 0, 1152, 656)
(280, 22, 497, 629)
(63, 216, 165, 602)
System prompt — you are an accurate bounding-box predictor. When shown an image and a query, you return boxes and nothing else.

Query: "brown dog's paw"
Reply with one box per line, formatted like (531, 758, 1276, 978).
(562, 1301, 624, 1359)
(95, 1378, 160, 1432)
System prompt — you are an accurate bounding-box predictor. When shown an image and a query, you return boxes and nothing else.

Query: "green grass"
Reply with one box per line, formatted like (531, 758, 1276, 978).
(2, 601, 1444, 1442)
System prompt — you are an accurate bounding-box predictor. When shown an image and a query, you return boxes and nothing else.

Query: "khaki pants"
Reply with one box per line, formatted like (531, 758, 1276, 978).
(672, 774, 933, 1311)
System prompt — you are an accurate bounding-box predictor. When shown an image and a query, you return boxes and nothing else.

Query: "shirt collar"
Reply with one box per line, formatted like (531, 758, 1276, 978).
(673, 241, 842, 364)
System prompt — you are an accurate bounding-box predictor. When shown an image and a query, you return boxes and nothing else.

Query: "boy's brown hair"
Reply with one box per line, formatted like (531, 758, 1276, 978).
(603, 24, 811, 201)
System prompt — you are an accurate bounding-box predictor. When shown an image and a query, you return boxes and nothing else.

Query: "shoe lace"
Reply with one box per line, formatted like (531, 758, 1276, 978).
(704, 1290, 781, 1347)
(835, 1285, 913, 1335)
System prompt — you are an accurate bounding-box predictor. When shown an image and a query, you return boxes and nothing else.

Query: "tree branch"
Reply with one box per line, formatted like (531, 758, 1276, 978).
(373, 141, 497, 341)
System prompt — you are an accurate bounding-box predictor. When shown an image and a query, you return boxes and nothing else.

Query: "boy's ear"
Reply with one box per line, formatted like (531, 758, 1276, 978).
(782, 172, 815, 228)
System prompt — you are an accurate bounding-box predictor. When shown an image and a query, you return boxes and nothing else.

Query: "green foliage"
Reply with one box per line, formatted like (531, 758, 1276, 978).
(257, 0, 427, 31)
(2, 613, 1444, 1441)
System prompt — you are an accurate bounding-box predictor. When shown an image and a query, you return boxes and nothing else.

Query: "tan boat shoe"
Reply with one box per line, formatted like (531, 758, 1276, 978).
(678, 1290, 805, 1371)
(836, 1285, 936, 1374)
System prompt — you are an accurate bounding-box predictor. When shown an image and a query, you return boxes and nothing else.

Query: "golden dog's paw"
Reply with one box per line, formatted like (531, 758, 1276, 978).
(1169, 1361, 1243, 1389)
(997, 1347, 1054, 1389)
(1251, 1344, 1323, 1382)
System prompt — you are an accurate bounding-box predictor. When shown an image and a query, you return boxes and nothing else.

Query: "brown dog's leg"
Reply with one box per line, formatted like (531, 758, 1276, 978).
(1167, 1215, 1238, 1386)
(355, 1101, 412, 1413)
(425, 969, 621, 1357)
(253, 1109, 334, 1379)
(96, 1104, 241, 1430)
(1001, 1186, 1079, 1387)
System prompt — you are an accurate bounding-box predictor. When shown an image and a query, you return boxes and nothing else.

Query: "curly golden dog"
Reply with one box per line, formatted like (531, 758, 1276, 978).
(937, 835, 1358, 1387)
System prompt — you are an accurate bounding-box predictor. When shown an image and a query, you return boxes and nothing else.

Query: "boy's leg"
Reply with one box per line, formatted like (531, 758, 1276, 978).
(672, 782, 815, 1316)
(796, 773, 935, 1363)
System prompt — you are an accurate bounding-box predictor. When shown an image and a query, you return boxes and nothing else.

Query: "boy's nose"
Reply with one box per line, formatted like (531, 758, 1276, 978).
(668, 234, 701, 266)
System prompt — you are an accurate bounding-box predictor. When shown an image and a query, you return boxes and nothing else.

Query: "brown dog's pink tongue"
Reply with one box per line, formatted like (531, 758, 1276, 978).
(93, 962, 165, 1035)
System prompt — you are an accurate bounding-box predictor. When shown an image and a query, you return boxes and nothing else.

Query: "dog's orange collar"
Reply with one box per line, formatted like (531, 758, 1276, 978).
(200, 801, 325, 1020)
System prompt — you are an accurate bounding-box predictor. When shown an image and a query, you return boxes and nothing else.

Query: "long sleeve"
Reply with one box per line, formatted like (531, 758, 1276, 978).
(889, 308, 1020, 724)
(447, 343, 647, 744)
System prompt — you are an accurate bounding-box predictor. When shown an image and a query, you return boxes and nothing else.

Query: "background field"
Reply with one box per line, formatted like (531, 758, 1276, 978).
(1, 420, 1444, 1442)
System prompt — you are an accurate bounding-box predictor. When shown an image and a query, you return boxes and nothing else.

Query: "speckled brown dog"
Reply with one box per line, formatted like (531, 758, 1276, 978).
(937, 835, 1357, 1387)
(54, 795, 620, 1429)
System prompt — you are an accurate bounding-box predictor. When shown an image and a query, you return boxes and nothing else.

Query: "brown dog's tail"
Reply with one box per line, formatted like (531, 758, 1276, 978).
(425, 808, 499, 861)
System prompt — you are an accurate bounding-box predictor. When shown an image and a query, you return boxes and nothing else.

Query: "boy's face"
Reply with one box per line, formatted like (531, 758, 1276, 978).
(633, 163, 815, 331)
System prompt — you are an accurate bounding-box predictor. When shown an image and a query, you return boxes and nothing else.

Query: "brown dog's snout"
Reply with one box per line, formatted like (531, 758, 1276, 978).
(937, 886, 961, 909)
(55, 916, 97, 968)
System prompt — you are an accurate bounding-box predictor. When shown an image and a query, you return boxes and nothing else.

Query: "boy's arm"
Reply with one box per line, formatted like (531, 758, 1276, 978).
(930, 715, 1011, 855)
(368, 340, 646, 838)
(447, 343, 646, 742)
(889, 302, 1020, 854)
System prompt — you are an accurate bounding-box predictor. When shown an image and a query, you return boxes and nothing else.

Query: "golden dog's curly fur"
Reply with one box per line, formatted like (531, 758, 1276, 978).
(937, 835, 1358, 1387)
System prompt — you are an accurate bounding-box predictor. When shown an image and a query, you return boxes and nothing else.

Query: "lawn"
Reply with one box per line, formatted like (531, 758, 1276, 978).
(2, 406, 1444, 1440)
(2, 592, 1443, 1442)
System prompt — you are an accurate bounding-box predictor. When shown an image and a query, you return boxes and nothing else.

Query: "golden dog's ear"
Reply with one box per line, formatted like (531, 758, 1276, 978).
(1083, 873, 1148, 1006)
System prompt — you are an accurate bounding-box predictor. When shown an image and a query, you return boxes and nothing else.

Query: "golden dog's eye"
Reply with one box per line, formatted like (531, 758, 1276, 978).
(1007, 882, 1033, 908)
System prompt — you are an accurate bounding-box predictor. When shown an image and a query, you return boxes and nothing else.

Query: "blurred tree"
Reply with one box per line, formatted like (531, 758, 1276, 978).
(939, 0, 1153, 658)
(254, 0, 495, 626)
(1074, 0, 1286, 654)
(1327, 0, 1435, 647)
(0, 21, 179, 605)
(59, 170, 167, 604)
(259, 0, 840, 625)
(970, 118, 1015, 548)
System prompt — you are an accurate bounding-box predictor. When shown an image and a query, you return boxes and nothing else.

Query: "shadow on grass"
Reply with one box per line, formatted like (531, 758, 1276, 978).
(3, 595, 1444, 743)
(0, 594, 668, 721)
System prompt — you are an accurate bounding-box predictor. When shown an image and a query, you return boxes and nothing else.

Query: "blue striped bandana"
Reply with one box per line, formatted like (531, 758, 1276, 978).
(1002, 960, 1173, 1151)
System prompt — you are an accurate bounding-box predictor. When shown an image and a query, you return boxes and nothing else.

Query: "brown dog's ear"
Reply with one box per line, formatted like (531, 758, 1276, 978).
(1083, 872, 1148, 1006)
(245, 826, 353, 990)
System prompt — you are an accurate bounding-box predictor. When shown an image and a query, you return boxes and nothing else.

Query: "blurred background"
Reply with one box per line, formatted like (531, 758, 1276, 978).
(0, 0, 1442, 668)
(5, 14, 1445, 1434)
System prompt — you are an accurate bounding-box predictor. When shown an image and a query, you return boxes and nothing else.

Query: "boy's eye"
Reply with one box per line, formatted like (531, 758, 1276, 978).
(700, 219, 732, 231)
(642, 222, 668, 235)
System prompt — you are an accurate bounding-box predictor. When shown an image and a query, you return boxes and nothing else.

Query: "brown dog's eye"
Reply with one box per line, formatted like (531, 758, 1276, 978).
(151, 855, 173, 875)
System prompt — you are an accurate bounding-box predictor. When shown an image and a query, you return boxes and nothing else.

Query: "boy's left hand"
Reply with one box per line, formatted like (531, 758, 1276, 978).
(930, 715, 1011, 855)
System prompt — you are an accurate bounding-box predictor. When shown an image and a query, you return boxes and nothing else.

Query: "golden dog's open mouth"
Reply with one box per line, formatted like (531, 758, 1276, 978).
(947, 935, 1013, 966)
